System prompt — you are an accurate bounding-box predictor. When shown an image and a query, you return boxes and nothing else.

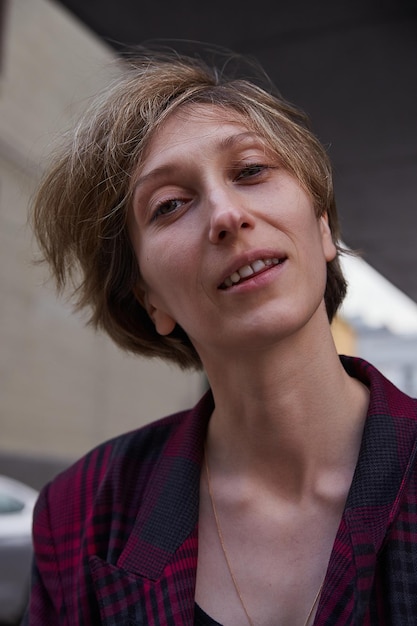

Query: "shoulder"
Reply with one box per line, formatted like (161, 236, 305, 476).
(342, 355, 417, 513)
(35, 390, 213, 528)
(341, 355, 417, 419)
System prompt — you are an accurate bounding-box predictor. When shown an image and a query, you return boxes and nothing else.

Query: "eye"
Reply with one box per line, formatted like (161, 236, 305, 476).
(234, 163, 268, 181)
(151, 197, 188, 221)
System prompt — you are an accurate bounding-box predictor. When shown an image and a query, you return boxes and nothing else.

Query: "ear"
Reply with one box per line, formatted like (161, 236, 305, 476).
(148, 304, 177, 336)
(133, 283, 176, 336)
(319, 213, 337, 262)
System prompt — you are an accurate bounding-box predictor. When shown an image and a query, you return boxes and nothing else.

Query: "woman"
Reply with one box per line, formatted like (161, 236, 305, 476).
(24, 49, 417, 625)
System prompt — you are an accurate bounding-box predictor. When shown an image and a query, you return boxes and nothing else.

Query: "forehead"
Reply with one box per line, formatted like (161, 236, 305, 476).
(140, 104, 263, 168)
(158, 102, 254, 137)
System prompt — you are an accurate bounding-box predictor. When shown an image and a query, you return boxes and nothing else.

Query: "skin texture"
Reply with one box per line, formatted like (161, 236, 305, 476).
(129, 104, 370, 626)
(130, 105, 336, 362)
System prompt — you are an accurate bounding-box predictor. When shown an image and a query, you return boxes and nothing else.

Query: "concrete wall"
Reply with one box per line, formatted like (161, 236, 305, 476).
(0, 0, 203, 487)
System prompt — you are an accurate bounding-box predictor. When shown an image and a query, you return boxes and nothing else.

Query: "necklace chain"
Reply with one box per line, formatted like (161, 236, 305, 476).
(204, 448, 324, 626)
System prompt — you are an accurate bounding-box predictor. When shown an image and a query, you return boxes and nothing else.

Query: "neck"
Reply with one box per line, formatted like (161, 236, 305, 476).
(202, 323, 369, 499)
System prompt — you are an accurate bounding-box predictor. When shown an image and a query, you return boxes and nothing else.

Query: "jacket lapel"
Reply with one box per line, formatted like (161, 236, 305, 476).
(89, 391, 214, 626)
(316, 358, 417, 624)
(89, 528, 198, 626)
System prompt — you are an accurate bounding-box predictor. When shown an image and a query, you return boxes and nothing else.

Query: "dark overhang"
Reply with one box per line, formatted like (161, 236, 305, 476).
(53, 0, 417, 303)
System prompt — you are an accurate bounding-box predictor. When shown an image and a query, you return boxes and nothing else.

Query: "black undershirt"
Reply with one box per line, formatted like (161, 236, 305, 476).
(194, 603, 223, 626)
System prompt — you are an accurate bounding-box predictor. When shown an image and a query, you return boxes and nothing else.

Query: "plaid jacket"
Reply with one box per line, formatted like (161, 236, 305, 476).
(23, 356, 417, 625)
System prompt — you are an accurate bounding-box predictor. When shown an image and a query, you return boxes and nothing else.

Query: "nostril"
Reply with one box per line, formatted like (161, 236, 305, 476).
(241, 222, 250, 229)
(218, 230, 227, 240)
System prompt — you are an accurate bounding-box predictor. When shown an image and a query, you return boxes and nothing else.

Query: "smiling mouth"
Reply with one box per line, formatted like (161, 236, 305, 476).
(219, 257, 286, 289)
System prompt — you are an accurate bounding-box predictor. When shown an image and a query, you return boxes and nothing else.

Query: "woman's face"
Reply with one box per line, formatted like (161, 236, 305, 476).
(129, 104, 336, 363)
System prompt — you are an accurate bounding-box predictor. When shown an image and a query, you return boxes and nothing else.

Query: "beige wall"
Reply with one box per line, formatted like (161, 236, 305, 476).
(331, 315, 357, 358)
(0, 0, 203, 463)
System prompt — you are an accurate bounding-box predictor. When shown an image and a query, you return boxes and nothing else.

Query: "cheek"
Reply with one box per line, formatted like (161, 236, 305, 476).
(139, 253, 165, 296)
(132, 235, 162, 300)
(138, 238, 184, 305)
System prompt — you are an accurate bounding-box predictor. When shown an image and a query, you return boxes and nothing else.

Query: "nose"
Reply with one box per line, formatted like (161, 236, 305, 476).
(208, 189, 255, 244)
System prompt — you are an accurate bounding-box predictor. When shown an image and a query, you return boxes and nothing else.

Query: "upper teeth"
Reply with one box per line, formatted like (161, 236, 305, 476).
(222, 258, 281, 288)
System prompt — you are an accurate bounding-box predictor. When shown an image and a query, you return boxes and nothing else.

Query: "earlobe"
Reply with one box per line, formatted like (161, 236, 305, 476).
(134, 284, 176, 336)
(151, 309, 177, 336)
(320, 214, 337, 262)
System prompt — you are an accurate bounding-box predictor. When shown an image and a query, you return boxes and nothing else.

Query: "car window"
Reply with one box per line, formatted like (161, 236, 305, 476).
(0, 492, 25, 513)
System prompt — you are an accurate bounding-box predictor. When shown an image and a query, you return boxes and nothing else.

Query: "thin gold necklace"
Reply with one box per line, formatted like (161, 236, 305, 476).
(204, 449, 324, 626)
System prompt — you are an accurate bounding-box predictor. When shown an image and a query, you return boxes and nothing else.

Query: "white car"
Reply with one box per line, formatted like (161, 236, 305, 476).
(0, 475, 38, 624)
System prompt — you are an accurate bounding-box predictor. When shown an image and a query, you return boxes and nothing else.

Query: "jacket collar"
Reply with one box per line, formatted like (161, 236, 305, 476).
(90, 357, 417, 625)
(121, 355, 417, 574)
(89, 390, 214, 625)
(118, 389, 214, 579)
(341, 355, 417, 548)
(316, 356, 417, 624)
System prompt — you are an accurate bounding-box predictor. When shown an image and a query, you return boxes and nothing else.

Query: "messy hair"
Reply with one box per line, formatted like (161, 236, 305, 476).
(32, 47, 347, 370)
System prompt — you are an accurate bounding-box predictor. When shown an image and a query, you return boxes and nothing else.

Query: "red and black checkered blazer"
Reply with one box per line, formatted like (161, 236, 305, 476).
(23, 356, 417, 625)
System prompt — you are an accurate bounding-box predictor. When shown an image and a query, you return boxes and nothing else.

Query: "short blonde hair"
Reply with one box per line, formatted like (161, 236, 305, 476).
(32, 49, 347, 370)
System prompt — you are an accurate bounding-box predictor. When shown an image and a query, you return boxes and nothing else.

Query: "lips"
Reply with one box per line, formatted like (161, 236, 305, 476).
(219, 257, 285, 289)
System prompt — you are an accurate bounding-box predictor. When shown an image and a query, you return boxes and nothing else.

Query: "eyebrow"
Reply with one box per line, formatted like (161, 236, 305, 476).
(133, 164, 178, 194)
(132, 131, 264, 193)
(219, 130, 262, 151)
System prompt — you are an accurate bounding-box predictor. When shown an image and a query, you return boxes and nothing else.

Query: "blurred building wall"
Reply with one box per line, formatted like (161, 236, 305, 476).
(331, 316, 357, 358)
(0, 0, 203, 487)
